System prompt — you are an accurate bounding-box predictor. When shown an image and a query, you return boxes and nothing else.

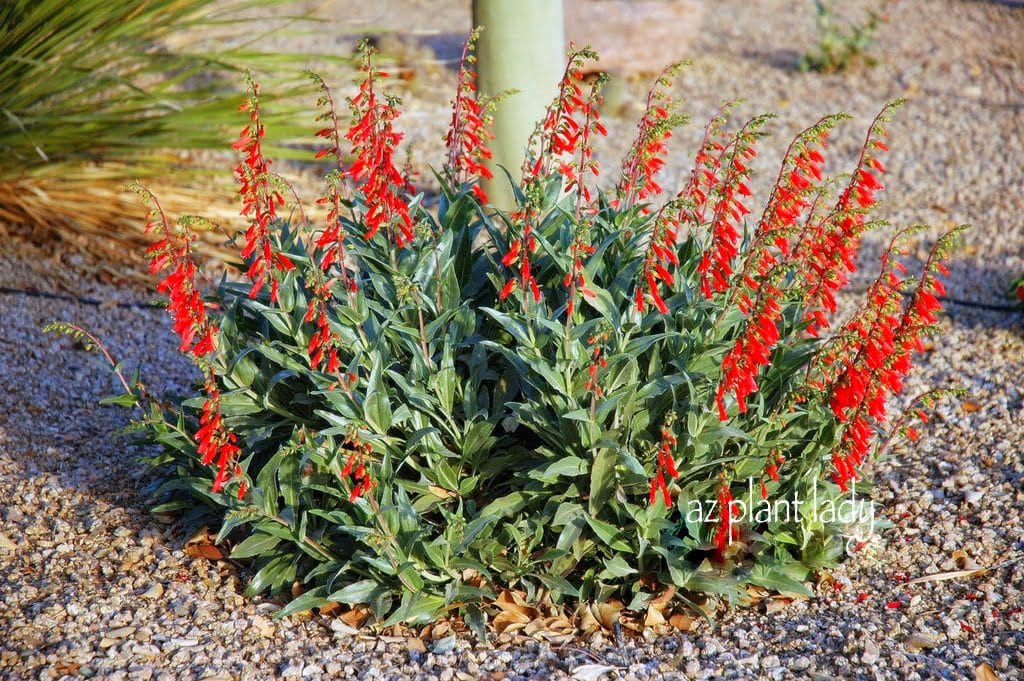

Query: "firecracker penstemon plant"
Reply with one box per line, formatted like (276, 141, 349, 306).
(56, 39, 964, 629)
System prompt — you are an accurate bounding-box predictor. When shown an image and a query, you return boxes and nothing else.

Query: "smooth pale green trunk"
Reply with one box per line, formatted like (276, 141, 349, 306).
(472, 0, 565, 210)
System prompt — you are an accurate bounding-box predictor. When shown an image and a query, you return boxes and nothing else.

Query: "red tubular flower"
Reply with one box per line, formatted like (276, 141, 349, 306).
(141, 192, 216, 359)
(713, 479, 740, 553)
(582, 332, 610, 397)
(821, 225, 958, 491)
(340, 431, 374, 502)
(797, 102, 902, 336)
(345, 45, 414, 247)
(736, 116, 840, 295)
(498, 278, 517, 300)
(617, 62, 685, 211)
(135, 184, 243, 496)
(648, 418, 680, 506)
(698, 116, 769, 298)
(234, 74, 294, 303)
(444, 30, 495, 201)
(635, 204, 681, 315)
(309, 73, 357, 287)
(715, 277, 783, 420)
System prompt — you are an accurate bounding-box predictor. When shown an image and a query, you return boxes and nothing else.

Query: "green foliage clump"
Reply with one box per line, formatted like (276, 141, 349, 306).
(59, 43, 960, 629)
(799, 0, 895, 73)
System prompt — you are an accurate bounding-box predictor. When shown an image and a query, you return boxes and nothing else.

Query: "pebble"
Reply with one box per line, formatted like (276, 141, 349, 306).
(279, 663, 302, 678)
(168, 638, 200, 648)
(140, 583, 164, 600)
(906, 633, 940, 651)
(106, 627, 136, 639)
(964, 490, 985, 504)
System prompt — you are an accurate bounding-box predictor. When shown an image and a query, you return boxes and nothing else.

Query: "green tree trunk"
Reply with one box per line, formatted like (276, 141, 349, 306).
(472, 0, 565, 210)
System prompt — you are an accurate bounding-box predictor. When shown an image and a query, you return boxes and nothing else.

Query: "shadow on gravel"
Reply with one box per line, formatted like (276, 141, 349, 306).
(739, 47, 804, 72)
(941, 262, 1024, 332)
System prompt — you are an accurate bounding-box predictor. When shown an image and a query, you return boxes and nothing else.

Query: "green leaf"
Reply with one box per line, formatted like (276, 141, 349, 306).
(480, 307, 533, 347)
(275, 586, 328, 619)
(479, 492, 528, 519)
(530, 456, 588, 483)
(100, 392, 139, 408)
(464, 604, 487, 643)
(364, 357, 392, 433)
(246, 554, 296, 597)
(602, 556, 638, 578)
(585, 516, 632, 552)
(748, 569, 814, 598)
(588, 448, 618, 516)
(230, 533, 283, 559)
(330, 580, 383, 605)
(456, 515, 498, 554)
(384, 593, 446, 626)
(537, 573, 580, 598)
(433, 343, 456, 413)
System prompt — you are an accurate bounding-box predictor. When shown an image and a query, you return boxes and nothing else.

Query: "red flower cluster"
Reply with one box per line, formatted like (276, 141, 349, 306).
(310, 73, 357, 283)
(713, 120, 839, 417)
(306, 75, 359, 375)
(445, 31, 494, 203)
(610, 66, 684, 209)
(741, 116, 837, 286)
(196, 385, 242, 495)
(715, 278, 783, 420)
(698, 117, 767, 298)
(304, 181, 353, 374)
(141, 194, 216, 357)
(304, 280, 342, 373)
(760, 454, 783, 499)
(798, 104, 899, 336)
(503, 48, 603, 308)
(635, 206, 680, 315)
(345, 47, 414, 247)
(498, 231, 541, 303)
(234, 76, 295, 303)
(824, 227, 955, 490)
(616, 63, 684, 210)
(564, 237, 597, 317)
(583, 332, 609, 396)
(561, 75, 607, 319)
(136, 185, 243, 497)
(648, 420, 680, 506)
(526, 45, 599, 180)
(341, 431, 374, 501)
(713, 479, 740, 553)
(563, 76, 607, 214)
(677, 103, 736, 227)
(640, 104, 734, 296)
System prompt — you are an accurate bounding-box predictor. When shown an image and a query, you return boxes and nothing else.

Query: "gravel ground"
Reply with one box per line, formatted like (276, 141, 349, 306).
(2, 1, 1024, 679)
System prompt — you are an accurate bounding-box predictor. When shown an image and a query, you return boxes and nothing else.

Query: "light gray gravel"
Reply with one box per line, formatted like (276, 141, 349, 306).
(2, 1, 1023, 679)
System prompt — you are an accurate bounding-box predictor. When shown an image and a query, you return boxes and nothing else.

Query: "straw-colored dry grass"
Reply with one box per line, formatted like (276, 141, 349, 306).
(0, 0, 343, 267)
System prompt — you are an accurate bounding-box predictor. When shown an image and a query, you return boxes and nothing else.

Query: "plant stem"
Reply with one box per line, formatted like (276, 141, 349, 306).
(412, 288, 432, 367)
